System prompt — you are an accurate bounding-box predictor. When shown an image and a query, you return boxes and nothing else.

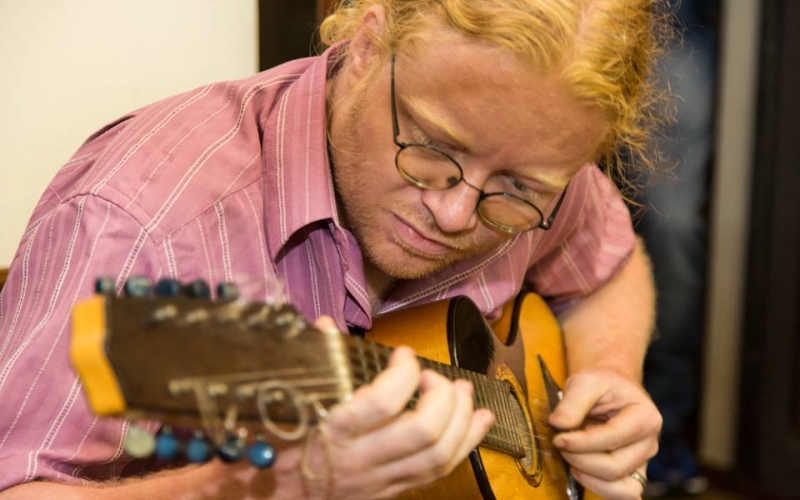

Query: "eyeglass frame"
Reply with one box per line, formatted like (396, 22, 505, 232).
(389, 54, 568, 233)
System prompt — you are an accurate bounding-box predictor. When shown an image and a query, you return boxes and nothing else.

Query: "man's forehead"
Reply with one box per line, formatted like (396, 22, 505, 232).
(393, 54, 600, 189)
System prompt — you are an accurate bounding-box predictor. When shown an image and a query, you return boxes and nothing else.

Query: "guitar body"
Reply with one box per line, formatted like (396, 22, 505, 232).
(369, 292, 595, 500)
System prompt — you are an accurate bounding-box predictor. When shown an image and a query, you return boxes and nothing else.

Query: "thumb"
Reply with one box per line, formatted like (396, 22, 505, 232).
(548, 373, 608, 430)
(314, 315, 340, 334)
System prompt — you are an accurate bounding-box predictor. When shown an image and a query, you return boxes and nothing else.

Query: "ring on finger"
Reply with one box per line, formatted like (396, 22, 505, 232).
(630, 470, 648, 490)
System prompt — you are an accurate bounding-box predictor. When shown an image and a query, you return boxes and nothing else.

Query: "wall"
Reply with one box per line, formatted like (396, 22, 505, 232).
(0, 0, 258, 265)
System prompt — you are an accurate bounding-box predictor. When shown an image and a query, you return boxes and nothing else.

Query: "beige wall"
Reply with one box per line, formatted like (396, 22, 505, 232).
(0, 0, 258, 265)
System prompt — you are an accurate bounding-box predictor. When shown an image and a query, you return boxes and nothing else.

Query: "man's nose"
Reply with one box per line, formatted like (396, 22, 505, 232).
(420, 180, 481, 233)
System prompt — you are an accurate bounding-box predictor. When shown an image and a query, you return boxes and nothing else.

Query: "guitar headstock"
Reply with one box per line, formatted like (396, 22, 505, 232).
(71, 277, 354, 464)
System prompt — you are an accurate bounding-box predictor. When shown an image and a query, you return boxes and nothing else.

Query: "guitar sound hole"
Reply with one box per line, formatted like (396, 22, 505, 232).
(508, 389, 542, 484)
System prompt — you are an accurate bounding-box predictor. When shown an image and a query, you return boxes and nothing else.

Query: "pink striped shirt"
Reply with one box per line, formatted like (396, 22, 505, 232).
(0, 47, 634, 488)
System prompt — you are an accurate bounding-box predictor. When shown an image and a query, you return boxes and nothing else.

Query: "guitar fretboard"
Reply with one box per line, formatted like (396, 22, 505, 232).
(344, 335, 529, 459)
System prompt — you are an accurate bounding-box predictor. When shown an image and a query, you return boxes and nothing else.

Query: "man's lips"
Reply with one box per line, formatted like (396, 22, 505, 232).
(392, 215, 455, 256)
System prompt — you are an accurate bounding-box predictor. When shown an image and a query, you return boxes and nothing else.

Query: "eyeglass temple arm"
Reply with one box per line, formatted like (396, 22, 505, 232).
(541, 185, 569, 229)
(390, 55, 403, 146)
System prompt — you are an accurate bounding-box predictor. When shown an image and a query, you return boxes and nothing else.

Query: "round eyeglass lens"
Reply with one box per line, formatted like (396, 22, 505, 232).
(477, 195, 542, 231)
(396, 146, 462, 189)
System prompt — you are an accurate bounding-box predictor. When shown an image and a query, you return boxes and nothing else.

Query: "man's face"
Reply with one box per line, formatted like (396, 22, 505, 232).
(328, 31, 607, 281)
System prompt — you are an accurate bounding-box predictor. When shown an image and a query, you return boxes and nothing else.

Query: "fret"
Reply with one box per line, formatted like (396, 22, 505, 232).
(369, 342, 383, 380)
(354, 338, 369, 386)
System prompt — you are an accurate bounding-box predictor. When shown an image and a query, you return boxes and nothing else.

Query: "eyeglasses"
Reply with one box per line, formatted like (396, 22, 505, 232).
(390, 54, 568, 233)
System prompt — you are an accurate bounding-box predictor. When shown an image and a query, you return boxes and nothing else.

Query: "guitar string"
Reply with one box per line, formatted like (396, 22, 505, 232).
(341, 337, 566, 450)
(342, 345, 564, 416)
(179, 373, 562, 454)
(202, 365, 559, 432)
(290, 373, 565, 454)
(182, 365, 558, 427)
(342, 347, 568, 454)
(172, 336, 569, 453)
(203, 367, 560, 451)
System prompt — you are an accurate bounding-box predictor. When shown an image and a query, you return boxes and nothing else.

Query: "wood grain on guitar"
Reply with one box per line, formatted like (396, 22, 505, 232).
(71, 281, 592, 499)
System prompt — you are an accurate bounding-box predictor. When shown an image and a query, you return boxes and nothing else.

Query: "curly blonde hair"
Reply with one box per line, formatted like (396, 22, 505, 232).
(319, 0, 673, 198)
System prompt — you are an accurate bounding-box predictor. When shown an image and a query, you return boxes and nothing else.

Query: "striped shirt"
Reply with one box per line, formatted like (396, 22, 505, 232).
(0, 46, 634, 488)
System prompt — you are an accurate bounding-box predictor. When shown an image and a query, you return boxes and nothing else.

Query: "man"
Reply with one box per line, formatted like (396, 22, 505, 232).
(0, 1, 664, 499)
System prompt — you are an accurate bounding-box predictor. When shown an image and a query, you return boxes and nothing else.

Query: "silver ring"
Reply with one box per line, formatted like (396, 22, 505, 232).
(630, 470, 648, 490)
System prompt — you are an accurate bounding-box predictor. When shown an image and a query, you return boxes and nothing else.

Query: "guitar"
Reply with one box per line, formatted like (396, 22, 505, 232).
(71, 285, 589, 499)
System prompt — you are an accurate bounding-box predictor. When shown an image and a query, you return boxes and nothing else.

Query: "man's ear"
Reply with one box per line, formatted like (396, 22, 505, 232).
(347, 5, 388, 80)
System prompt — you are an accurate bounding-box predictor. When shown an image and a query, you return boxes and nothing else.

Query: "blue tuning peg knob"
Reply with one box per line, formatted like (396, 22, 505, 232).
(247, 437, 276, 468)
(217, 434, 246, 463)
(184, 279, 211, 299)
(95, 276, 115, 295)
(185, 431, 213, 464)
(124, 276, 153, 297)
(217, 282, 239, 301)
(154, 426, 180, 460)
(153, 278, 182, 296)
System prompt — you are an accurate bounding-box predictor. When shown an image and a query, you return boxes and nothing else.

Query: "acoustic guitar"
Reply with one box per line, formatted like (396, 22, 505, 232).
(71, 284, 591, 499)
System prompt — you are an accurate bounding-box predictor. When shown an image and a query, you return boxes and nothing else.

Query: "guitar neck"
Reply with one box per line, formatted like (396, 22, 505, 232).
(343, 335, 529, 459)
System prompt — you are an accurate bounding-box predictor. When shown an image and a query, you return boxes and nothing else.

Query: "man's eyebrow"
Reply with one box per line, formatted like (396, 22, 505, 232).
(402, 95, 578, 192)
(526, 172, 571, 192)
(403, 95, 472, 150)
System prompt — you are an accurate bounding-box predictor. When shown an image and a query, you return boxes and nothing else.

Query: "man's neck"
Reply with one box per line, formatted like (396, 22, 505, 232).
(364, 260, 397, 315)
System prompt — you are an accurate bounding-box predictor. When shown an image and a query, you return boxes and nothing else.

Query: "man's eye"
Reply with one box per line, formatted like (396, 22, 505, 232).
(511, 178, 531, 193)
(419, 134, 443, 150)
(502, 177, 548, 203)
(420, 135, 438, 148)
(411, 126, 449, 150)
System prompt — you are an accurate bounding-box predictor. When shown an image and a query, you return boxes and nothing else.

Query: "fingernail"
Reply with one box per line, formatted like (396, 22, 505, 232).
(553, 437, 567, 449)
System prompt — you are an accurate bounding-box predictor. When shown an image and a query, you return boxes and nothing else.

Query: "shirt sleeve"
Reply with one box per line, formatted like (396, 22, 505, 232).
(525, 165, 636, 314)
(0, 195, 164, 489)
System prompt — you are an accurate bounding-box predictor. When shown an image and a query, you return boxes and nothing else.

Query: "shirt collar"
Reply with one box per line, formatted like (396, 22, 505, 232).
(262, 44, 345, 260)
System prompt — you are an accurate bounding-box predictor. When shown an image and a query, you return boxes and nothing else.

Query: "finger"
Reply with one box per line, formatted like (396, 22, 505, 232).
(322, 375, 492, 500)
(553, 400, 662, 454)
(559, 435, 657, 482)
(549, 373, 612, 430)
(403, 377, 485, 471)
(385, 408, 493, 492)
(374, 383, 493, 491)
(344, 370, 462, 464)
(572, 466, 648, 500)
(448, 383, 494, 465)
(326, 347, 421, 438)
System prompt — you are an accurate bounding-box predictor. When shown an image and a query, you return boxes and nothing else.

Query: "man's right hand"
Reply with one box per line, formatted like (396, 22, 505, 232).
(299, 345, 494, 499)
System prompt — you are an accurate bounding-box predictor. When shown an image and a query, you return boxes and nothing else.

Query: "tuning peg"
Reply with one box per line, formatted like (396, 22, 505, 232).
(247, 435, 276, 469)
(154, 425, 180, 461)
(216, 282, 239, 301)
(95, 277, 115, 295)
(217, 432, 246, 463)
(153, 278, 182, 296)
(184, 279, 211, 299)
(123, 424, 156, 458)
(124, 276, 153, 297)
(185, 430, 213, 464)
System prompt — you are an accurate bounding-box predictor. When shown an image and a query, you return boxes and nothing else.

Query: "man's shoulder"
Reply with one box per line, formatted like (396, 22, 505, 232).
(66, 56, 329, 233)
